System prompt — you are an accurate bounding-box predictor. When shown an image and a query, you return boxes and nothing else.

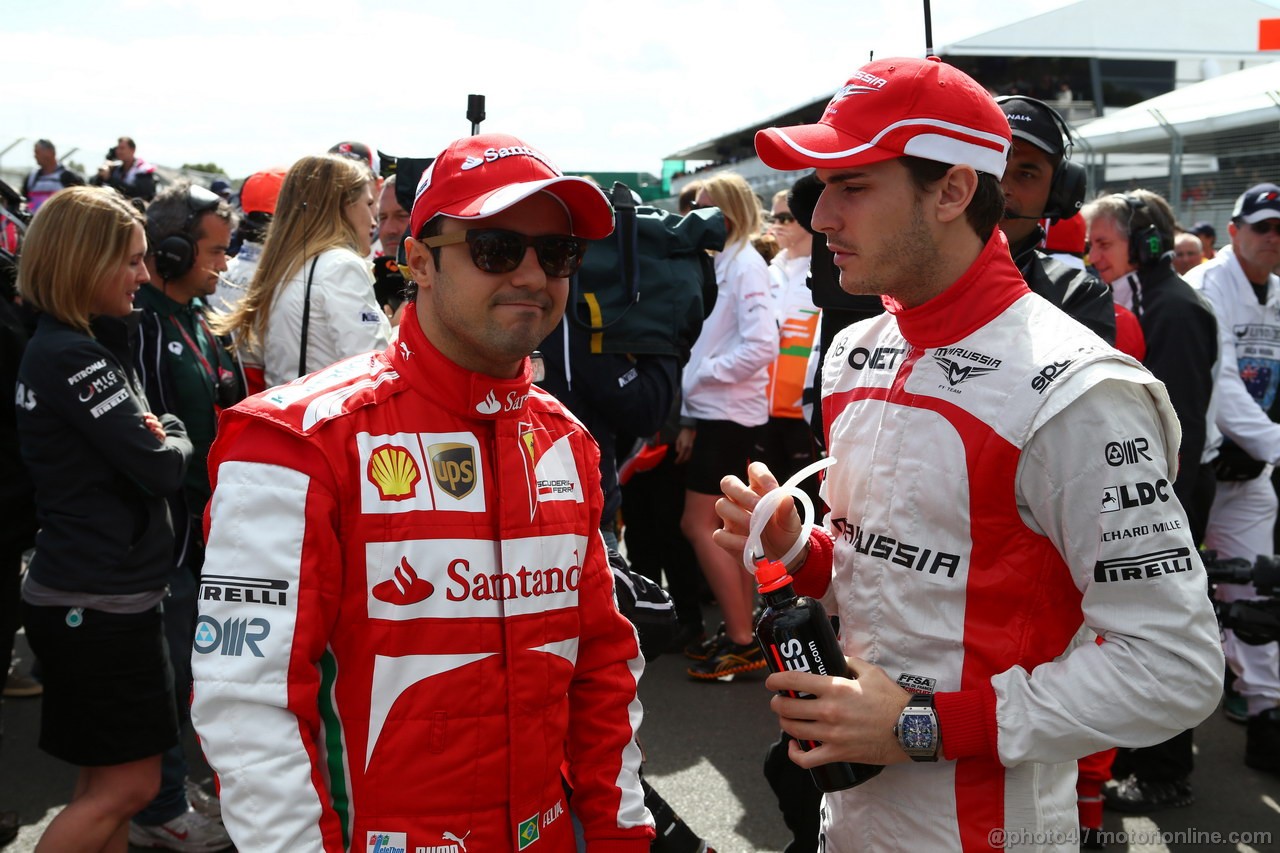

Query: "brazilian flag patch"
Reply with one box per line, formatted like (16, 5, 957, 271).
(517, 815, 540, 850)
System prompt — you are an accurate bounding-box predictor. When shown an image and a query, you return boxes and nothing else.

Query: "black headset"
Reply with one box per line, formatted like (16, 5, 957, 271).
(1121, 194, 1168, 267)
(996, 95, 1087, 222)
(153, 184, 221, 281)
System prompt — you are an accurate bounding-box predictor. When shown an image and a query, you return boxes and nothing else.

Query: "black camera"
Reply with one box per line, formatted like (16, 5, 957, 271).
(1203, 552, 1280, 645)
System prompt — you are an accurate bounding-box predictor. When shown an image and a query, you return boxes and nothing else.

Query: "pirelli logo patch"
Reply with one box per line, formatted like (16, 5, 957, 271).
(1094, 547, 1194, 583)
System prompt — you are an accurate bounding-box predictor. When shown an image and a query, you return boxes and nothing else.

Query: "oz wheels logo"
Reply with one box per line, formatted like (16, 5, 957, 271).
(194, 616, 270, 657)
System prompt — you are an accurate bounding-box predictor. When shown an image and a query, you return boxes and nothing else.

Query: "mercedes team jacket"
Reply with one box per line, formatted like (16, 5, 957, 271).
(793, 231, 1223, 853)
(190, 306, 652, 853)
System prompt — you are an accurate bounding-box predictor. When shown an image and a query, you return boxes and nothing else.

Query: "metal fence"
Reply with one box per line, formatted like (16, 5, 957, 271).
(1078, 122, 1280, 235)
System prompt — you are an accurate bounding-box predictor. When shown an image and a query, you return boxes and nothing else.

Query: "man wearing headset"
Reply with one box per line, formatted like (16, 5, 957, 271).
(1082, 191, 1219, 540)
(997, 96, 1115, 345)
(130, 181, 238, 852)
(1080, 190, 1220, 815)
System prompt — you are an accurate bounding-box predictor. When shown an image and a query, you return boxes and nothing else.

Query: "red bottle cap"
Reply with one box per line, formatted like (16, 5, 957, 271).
(754, 558, 793, 593)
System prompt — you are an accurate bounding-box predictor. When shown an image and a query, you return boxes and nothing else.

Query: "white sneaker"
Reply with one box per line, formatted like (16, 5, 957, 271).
(185, 779, 222, 820)
(128, 807, 232, 852)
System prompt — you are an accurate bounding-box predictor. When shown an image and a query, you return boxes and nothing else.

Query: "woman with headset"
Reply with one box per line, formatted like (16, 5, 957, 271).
(15, 186, 193, 850)
(218, 153, 391, 388)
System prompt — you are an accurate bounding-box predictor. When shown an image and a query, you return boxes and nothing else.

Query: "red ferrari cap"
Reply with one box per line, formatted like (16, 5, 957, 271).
(755, 56, 1011, 178)
(409, 133, 613, 240)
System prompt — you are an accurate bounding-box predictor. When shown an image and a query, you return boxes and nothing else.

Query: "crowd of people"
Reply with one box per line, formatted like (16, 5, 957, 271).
(0, 53, 1276, 853)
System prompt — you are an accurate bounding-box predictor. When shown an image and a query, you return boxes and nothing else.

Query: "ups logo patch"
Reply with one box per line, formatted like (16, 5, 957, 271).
(429, 442, 477, 500)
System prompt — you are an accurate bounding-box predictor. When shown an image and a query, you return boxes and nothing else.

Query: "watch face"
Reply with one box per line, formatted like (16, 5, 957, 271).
(899, 713, 935, 751)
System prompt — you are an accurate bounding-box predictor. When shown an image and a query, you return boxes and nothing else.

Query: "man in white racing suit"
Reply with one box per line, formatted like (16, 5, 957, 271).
(190, 133, 654, 852)
(714, 56, 1224, 852)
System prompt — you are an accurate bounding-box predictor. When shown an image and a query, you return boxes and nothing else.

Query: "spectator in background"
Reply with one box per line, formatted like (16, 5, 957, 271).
(211, 166, 286, 316)
(373, 173, 411, 319)
(1184, 182, 1280, 776)
(1174, 231, 1205, 275)
(21, 139, 84, 213)
(215, 154, 390, 388)
(621, 178, 712, 652)
(92, 136, 157, 203)
(757, 189, 820, 494)
(209, 179, 232, 202)
(678, 172, 778, 682)
(16, 186, 192, 851)
(1192, 221, 1218, 260)
(677, 181, 704, 215)
(328, 140, 377, 176)
(1, 244, 38, 707)
(376, 174, 411, 258)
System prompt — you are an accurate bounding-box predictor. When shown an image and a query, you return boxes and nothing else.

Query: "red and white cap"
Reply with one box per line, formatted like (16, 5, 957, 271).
(755, 56, 1012, 178)
(410, 133, 614, 240)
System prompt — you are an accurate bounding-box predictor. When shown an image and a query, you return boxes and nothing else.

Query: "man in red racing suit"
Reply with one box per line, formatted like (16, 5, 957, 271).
(190, 133, 654, 853)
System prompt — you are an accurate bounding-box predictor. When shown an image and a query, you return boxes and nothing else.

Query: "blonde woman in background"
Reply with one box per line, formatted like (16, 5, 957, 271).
(676, 172, 779, 680)
(218, 154, 390, 388)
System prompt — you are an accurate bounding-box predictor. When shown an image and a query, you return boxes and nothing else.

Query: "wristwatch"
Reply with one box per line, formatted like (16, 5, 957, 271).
(894, 694, 941, 762)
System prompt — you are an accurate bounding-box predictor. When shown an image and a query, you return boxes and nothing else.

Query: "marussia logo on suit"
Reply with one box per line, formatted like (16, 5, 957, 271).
(932, 347, 1001, 387)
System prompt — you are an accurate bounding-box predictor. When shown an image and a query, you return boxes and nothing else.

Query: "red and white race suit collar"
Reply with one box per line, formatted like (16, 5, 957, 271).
(390, 301, 536, 421)
(882, 228, 1031, 349)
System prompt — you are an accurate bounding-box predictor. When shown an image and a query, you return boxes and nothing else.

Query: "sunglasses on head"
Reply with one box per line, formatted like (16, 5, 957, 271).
(420, 228, 588, 278)
(1248, 220, 1280, 236)
(187, 184, 221, 215)
(769, 212, 796, 225)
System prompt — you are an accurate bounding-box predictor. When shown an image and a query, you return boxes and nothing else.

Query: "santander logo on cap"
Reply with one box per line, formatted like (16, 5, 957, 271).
(459, 144, 557, 173)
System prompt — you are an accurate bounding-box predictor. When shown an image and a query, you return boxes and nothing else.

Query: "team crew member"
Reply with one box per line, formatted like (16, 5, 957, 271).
(716, 57, 1223, 852)
(191, 133, 654, 852)
(996, 96, 1115, 344)
(1081, 190, 1219, 540)
(130, 182, 239, 850)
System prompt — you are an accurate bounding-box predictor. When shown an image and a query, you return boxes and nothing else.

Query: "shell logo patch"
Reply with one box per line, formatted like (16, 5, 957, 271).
(358, 432, 486, 514)
(367, 444, 422, 500)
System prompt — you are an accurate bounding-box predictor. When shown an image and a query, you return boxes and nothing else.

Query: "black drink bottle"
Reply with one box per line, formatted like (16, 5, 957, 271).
(754, 558, 882, 791)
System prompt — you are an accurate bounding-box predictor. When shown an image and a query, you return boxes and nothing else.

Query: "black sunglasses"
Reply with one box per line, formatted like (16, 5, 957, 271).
(769, 212, 796, 225)
(421, 228, 587, 278)
(188, 184, 221, 214)
(1248, 220, 1280, 236)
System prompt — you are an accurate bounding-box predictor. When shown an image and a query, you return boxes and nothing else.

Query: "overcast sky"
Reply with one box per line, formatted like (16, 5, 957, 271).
(1, 0, 1270, 179)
